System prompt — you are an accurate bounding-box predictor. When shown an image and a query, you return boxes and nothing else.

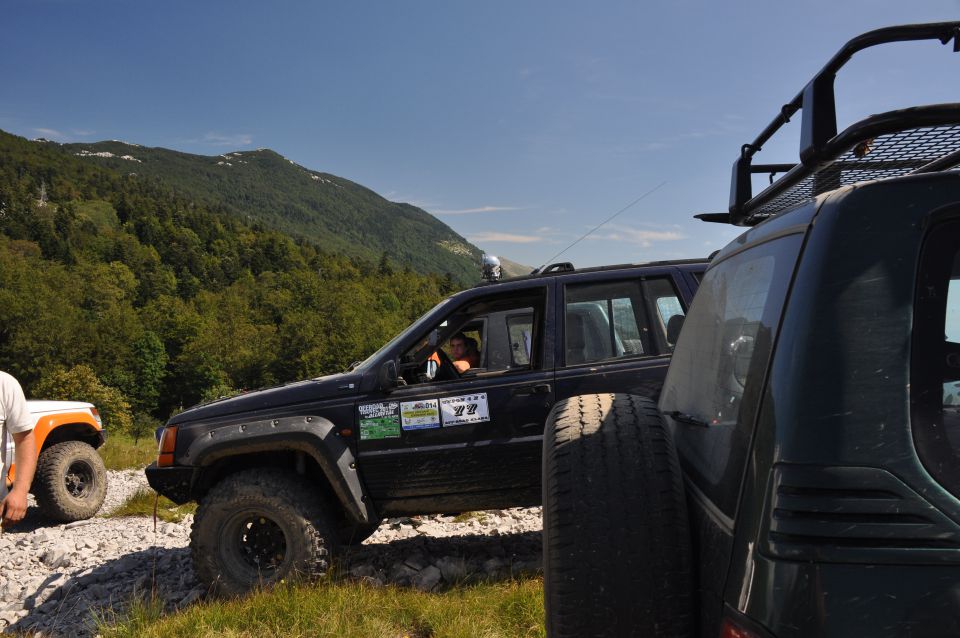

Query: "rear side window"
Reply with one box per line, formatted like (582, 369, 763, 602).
(913, 219, 960, 498)
(661, 235, 802, 518)
(563, 277, 682, 365)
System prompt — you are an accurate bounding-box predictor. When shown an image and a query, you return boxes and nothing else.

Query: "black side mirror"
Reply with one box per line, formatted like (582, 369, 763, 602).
(378, 360, 399, 391)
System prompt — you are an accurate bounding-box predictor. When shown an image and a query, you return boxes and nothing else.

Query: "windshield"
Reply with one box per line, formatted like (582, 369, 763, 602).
(342, 297, 455, 375)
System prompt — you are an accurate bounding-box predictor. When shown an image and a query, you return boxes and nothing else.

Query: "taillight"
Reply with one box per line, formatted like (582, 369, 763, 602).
(720, 617, 768, 638)
(157, 426, 178, 467)
(90, 408, 103, 428)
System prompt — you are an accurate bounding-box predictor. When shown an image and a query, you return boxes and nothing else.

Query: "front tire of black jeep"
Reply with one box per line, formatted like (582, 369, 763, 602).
(33, 440, 108, 522)
(191, 468, 337, 597)
(542, 393, 694, 638)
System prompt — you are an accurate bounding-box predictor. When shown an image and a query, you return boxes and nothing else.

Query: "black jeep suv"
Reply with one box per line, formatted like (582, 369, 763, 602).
(146, 256, 706, 594)
(542, 22, 960, 638)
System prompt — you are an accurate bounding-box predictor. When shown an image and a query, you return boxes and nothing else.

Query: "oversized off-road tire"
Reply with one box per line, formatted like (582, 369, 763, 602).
(543, 393, 694, 638)
(191, 468, 337, 597)
(33, 440, 107, 522)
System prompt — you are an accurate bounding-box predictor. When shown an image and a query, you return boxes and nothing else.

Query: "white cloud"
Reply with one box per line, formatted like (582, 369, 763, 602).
(192, 132, 253, 147)
(434, 206, 526, 216)
(33, 127, 64, 139)
(468, 231, 541, 244)
(585, 223, 686, 248)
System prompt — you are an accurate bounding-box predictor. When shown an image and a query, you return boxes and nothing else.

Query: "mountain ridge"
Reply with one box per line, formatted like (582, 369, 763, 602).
(44, 137, 529, 282)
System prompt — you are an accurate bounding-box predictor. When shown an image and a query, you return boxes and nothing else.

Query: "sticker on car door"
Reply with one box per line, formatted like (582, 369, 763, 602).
(440, 393, 490, 427)
(358, 401, 401, 440)
(400, 399, 441, 430)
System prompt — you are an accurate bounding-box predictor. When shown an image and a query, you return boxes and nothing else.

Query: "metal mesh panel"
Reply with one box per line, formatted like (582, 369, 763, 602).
(749, 124, 960, 221)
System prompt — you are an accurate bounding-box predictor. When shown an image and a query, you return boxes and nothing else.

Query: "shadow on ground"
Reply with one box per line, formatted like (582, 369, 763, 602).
(6, 529, 542, 636)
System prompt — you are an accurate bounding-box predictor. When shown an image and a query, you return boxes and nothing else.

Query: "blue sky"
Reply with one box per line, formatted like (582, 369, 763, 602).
(3, 1, 959, 269)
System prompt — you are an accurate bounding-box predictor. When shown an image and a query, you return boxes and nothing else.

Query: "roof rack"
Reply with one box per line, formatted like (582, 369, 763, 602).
(698, 22, 960, 227)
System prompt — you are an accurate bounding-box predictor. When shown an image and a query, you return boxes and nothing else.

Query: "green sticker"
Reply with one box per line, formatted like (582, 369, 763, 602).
(358, 402, 401, 440)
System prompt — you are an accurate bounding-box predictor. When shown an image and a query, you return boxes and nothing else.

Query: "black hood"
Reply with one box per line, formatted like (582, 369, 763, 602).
(167, 372, 361, 425)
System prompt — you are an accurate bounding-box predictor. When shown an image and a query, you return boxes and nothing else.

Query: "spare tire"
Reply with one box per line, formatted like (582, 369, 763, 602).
(542, 393, 694, 638)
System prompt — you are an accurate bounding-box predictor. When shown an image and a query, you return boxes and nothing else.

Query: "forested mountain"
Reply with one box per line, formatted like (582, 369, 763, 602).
(0, 129, 460, 432)
(48, 137, 486, 282)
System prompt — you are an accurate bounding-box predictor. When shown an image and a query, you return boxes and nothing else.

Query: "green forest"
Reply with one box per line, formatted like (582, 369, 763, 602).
(0, 130, 457, 436)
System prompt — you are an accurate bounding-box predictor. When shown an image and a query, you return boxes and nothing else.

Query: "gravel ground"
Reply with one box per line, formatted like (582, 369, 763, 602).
(0, 471, 543, 637)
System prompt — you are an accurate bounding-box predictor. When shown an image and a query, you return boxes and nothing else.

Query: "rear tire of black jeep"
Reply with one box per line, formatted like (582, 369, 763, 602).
(542, 393, 694, 638)
(191, 468, 337, 597)
(33, 440, 107, 523)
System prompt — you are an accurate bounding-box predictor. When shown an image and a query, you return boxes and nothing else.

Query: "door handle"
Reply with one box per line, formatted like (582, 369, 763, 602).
(512, 383, 551, 396)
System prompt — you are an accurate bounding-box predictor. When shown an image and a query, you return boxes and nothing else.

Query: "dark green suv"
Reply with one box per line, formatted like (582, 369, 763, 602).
(543, 22, 960, 638)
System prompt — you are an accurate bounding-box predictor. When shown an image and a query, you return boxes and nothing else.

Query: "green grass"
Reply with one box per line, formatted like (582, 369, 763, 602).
(99, 432, 159, 471)
(98, 578, 545, 638)
(107, 488, 196, 523)
(451, 511, 488, 524)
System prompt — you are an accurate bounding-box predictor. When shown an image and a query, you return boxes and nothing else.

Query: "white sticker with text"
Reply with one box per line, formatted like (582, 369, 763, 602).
(439, 393, 490, 427)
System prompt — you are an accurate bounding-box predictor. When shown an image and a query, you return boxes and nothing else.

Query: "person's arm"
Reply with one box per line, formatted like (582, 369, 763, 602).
(2, 429, 36, 525)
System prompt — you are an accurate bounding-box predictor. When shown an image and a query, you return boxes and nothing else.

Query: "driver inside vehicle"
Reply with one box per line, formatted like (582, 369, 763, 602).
(449, 333, 480, 372)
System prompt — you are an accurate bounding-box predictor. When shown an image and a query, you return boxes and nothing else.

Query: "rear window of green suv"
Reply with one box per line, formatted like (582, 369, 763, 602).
(661, 233, 803, 520)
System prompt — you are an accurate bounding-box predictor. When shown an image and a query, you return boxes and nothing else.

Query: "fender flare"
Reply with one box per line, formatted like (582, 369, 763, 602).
(182, 414, 376, 525)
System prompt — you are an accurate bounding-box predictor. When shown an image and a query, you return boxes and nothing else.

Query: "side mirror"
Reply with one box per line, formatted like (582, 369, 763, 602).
(428, 328, 439, 347)
(378, 360, 399, 391)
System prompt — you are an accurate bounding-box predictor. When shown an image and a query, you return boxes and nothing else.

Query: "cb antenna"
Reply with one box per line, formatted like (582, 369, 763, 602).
(534, 180, 667, 272)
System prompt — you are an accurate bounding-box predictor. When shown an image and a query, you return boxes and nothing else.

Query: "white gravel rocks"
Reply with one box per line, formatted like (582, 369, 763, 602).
(2, 471, 543, 637)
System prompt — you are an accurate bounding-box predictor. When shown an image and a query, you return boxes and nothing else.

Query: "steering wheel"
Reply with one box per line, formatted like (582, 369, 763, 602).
(432, 347, 460, 382)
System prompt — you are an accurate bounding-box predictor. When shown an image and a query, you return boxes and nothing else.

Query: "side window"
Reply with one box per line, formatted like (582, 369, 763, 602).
(913, 220, 960, 498)
(565, 279, 666, 365)
(945, 277, 960, 406)
(506, 314, 533, 366)
(644, 277, 686, 350)
(399, 290, 545, 385)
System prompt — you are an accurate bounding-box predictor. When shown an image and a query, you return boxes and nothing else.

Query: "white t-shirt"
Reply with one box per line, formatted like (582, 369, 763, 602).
(0, 372, 32, 497)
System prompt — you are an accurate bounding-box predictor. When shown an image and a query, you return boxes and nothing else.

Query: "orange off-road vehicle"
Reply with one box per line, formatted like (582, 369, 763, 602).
(5, 400, 107, 522)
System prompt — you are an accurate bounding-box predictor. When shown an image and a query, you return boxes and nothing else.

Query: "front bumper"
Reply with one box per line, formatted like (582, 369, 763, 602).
(145, 462, 200, 504)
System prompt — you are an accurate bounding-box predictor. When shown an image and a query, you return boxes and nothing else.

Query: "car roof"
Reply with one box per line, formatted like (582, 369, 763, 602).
(472, 257, 709, 288)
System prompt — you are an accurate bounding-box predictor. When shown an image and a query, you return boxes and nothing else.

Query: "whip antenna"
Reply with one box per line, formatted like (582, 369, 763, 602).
(534, 180, 667, 272)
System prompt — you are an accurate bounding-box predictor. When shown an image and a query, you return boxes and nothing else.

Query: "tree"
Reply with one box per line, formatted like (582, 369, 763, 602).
(33, 365, 133, 435)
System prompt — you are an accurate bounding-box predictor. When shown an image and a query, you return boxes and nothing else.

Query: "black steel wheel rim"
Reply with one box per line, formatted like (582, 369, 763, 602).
(64, 461, 94, 499)
(225, 512, 288, 575)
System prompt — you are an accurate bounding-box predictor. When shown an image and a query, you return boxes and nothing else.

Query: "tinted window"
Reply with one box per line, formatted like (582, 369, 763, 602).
(563, 277, 684, 364)
(913, 220, 960, 498)
(661, 235, 802, 518)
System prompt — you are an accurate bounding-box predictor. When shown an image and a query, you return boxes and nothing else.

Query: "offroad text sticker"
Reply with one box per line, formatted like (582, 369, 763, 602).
(358, 401, 401, 440)
(439, 393, 490, 427)
(400, 399, 441, 430)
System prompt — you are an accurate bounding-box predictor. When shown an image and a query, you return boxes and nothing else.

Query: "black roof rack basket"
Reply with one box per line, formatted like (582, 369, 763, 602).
(700, 22, 960, 227)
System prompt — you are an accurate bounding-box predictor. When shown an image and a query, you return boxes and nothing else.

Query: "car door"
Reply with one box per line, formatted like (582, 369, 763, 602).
(355, 282, 556, 515)
(554, 268, 691, 401)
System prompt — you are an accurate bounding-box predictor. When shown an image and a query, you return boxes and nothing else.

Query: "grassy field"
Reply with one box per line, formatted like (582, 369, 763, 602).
(107, 487, 197, 522)
(94, 431, 547, 637)
(99, 432, 159, 471)
(98, 578, 545, 638)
